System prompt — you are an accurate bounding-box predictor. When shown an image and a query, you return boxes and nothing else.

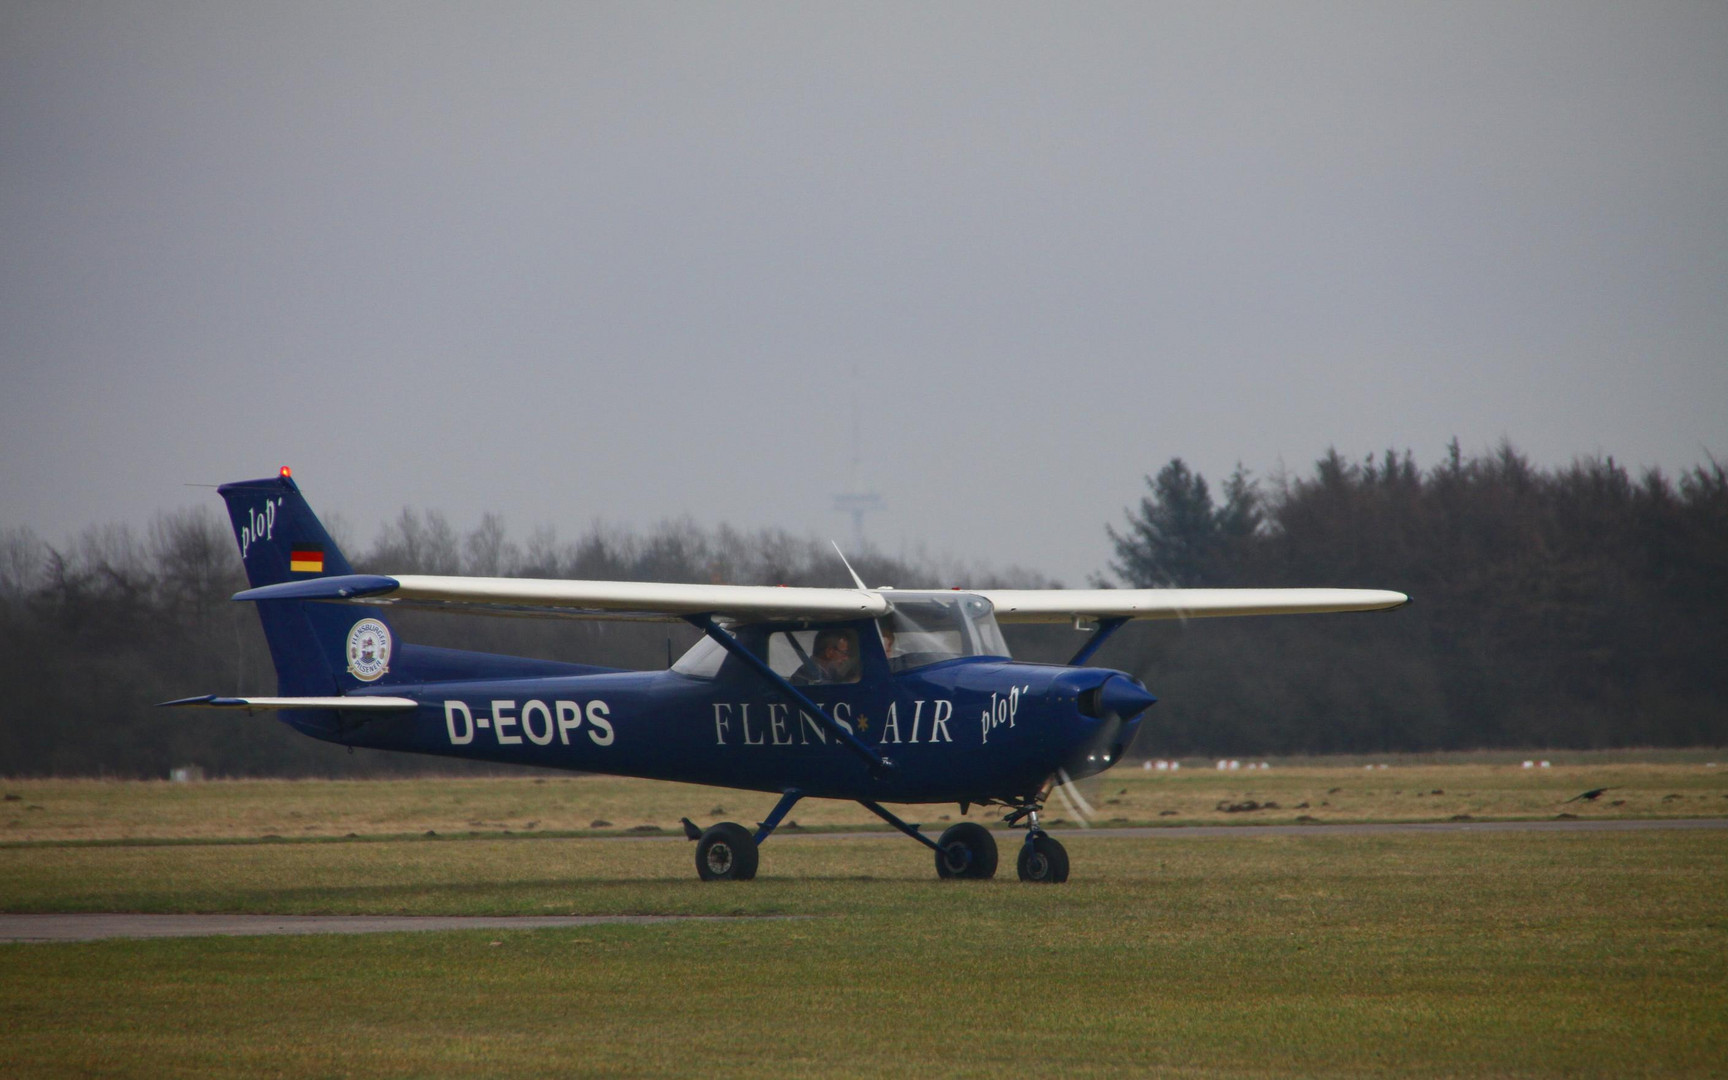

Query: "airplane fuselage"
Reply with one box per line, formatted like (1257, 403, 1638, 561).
(299, 652, 1144, 804)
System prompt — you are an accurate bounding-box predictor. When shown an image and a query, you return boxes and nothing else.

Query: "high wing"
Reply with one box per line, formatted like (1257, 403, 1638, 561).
(233, 574, 890, 622)
(975, 587, 1409, 623)
(232, 574, 1404, 624)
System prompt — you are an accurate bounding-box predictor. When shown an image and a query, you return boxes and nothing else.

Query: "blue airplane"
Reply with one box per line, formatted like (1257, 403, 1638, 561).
(163, 469, 1408, 883)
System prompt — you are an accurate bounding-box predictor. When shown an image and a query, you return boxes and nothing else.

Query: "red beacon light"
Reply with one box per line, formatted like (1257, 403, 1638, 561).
(279, 466, 292, 478)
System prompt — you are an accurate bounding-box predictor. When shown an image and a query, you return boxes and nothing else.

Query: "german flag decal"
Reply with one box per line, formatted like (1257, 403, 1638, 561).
(289, 546, 325, 573)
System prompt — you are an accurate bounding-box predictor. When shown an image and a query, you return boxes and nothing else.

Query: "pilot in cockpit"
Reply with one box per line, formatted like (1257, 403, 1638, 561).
(796, 628, 860, 684)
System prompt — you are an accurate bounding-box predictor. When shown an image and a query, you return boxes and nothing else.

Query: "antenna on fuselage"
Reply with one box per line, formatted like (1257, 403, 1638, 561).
(831, 540, 869, 591)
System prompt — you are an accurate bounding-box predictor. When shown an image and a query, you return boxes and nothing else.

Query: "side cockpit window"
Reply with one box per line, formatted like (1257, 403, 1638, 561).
(671, 602, 1005, 681)
(772, 628, 861, 685)
(674, 627, 863, 684)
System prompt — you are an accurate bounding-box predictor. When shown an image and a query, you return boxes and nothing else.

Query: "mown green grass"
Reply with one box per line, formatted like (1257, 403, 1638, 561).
(4, 757, 1723, 844)
(3, 826, 1726, 1077)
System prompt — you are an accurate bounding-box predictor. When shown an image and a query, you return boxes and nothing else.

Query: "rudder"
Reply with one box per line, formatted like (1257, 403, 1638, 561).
(218, 469, 394, 698)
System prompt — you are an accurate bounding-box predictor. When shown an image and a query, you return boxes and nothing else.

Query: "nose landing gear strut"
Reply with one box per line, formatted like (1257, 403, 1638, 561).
(1002, 797, 1070, 884)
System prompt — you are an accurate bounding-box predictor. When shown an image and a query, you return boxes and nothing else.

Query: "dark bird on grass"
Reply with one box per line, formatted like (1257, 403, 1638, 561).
(1566, 787, 1613, 803)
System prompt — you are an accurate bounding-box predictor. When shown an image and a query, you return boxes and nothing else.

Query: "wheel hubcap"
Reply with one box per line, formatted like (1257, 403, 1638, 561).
(706, 843, 734, 874)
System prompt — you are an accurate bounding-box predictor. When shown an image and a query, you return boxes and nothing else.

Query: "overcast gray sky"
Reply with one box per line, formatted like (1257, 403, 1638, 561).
(3, 2, 1724, 584)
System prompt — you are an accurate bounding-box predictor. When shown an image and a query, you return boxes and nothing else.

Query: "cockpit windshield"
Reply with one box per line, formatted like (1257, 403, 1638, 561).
(879, 593, 1009, 671)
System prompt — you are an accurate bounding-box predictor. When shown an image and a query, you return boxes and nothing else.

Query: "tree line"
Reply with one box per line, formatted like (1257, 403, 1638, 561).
(1, 441, 1721, 776)
(0, 509, 1046, 777)
(1098, 442, 1726, 754)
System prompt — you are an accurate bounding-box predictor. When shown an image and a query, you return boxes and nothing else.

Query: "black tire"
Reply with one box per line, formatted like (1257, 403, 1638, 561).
(1016, 834, 1069, 883)
(695, 822, 759, 881)
(935, 822, 999, 879)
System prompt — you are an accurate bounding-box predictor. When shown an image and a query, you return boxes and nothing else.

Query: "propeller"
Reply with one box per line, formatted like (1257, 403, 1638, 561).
(1051, 767, 1096, 828)
(1064, 617, 1172, 769)
(1043, 674, 1157, 826)
(1075, 674, 1156, 764)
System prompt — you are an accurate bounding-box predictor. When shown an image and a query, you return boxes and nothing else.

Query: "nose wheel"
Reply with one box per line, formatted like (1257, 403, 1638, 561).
(1003, 799, 1071, 883)
(1016, 832, 1069, 883)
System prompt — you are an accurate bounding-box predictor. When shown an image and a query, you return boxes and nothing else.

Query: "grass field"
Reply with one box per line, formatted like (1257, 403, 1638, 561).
(5, 753, 1725, 844)
(3, 763, 1726, 1077)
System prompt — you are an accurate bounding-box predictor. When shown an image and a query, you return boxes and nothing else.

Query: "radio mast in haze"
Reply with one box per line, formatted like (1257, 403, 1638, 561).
(832, 365, 883, 551)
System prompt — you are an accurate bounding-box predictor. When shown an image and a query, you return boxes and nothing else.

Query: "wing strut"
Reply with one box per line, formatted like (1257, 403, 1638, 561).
(685, 615, 895, 776)
(1066, 616, 1128, 666)
(858, 799, 940, 852)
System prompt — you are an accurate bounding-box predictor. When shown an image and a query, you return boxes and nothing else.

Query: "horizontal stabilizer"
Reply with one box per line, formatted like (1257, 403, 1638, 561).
(231, 575, 400, 602)
(156, 695, 419, 712)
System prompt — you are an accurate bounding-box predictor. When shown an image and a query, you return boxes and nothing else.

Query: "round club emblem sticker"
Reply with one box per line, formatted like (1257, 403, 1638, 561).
(346, 618, 391, 682)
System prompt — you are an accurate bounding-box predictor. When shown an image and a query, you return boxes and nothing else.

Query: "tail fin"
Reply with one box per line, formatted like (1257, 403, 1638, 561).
(218, 469, 395, 697)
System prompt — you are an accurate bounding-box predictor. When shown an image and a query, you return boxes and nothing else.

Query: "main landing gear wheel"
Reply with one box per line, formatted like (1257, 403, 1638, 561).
(935, 822, 998, 879)
(695, 822, 758, 881)
(1016, 834, 1069, 883)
